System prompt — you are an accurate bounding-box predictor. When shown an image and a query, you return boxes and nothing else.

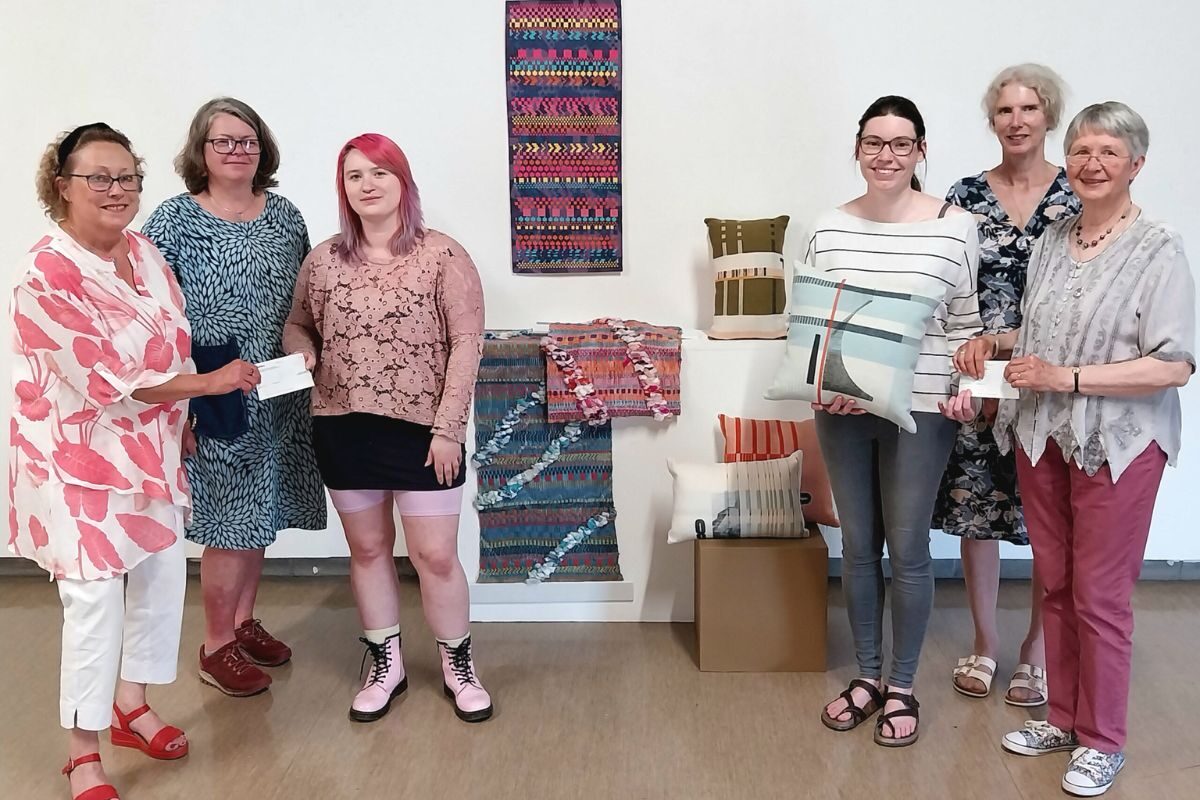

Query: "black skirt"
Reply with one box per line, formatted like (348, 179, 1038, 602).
(312, 413, 466, 491)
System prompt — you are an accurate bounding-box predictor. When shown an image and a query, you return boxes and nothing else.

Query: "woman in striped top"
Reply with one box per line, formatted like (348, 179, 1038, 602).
(816, 96, 983, 747)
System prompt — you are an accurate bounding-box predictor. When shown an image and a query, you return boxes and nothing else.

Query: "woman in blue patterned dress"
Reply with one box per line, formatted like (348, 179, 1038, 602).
(935, 65, 1080, 706)
(143, 98, 326, 697)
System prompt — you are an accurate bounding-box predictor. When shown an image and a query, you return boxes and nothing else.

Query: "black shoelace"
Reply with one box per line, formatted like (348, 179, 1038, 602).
(358, 637, 393, 687)
(445, 639, 479, 687)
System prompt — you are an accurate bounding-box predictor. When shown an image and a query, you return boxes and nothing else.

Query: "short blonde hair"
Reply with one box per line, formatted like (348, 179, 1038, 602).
(175, 97, 280, 195)
(35, 124, 143, 222)
(982, 63, 1067, 131)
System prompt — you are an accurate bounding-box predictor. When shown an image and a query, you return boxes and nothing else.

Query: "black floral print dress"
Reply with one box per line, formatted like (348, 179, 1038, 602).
(933, 169, 1080, 543)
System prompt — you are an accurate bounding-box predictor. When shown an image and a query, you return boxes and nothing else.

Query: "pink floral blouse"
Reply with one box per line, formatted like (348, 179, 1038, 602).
(8, 228, 194, 581)
(283, 230, 485, 443)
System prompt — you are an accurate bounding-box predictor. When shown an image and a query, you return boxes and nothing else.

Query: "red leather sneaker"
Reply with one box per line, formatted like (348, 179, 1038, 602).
(198, 642, 272, 697)
(235, 619, 292, 667)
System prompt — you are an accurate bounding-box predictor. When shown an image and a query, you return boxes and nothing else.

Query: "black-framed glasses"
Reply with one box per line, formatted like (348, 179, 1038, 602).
(65, 173, 144, 192)
(205, 137, 261, 155)
(858, 136, 921, 156)
(1066, 151, 1130, 167)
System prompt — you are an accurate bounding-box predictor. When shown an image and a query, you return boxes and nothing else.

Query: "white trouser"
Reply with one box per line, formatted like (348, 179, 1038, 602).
(57, 536, 186, 730)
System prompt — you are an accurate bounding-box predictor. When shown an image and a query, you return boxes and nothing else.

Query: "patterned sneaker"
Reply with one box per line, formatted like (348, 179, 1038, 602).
(235, 619, 292, 667)
(438, 636, 493, 723)
(1002, 720, 1079, 756)
(1062, 747, 1125, 797)
(198, 642, 272, 697)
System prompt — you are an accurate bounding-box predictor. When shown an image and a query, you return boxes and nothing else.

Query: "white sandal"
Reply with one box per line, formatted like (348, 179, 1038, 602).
(953, 654, 997, 698)
(1005, 663, 1048, 707)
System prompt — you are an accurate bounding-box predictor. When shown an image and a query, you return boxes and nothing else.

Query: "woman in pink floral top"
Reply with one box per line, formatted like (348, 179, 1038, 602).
(284, 133, 490, 725)
(10, 123, 259, 800)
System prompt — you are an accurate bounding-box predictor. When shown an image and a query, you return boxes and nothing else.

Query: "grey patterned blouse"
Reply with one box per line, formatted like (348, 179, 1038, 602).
(995, 215, 1196, 481)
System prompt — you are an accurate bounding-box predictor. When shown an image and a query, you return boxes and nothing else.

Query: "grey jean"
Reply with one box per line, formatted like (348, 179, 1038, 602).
(814, 411, 957, 688)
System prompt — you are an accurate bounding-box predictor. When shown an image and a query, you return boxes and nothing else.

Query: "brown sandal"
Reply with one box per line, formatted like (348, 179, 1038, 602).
(873, 691, 920, 747)
(821, 679, 884, 731)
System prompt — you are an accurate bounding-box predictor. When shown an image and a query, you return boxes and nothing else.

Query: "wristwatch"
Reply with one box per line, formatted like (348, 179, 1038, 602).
(1072, 367, 1081, 394)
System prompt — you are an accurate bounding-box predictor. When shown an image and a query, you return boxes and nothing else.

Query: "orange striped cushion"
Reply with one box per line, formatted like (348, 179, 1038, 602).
(717, 414, 838, 526)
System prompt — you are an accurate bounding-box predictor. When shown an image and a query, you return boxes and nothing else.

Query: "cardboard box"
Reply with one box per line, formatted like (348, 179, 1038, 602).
(694, 528, 828, 672)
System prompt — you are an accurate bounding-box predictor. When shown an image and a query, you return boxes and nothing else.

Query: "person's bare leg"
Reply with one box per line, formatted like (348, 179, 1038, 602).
(1008, 568, 1048, 704)
(402, 514, 469, 639)
(201, 546, 253, 655)
(66, 728, 109, 796)
(234, 547, 266, 626)
(956, 537, 1001, 694)
(341, 501, 403, 630)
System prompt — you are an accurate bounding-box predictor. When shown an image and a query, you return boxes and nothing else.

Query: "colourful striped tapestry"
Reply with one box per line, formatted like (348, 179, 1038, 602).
(506, 1, 622, 274)
(544, 320, 683, 422)
(474, 333, 622, 582)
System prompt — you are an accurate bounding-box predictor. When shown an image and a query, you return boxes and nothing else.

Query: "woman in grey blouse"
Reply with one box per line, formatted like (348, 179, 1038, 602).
(949, 102, 1194, 798)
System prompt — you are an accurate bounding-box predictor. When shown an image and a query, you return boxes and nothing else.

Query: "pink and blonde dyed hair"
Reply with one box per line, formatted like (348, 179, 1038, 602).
(335, 133, 425, 263)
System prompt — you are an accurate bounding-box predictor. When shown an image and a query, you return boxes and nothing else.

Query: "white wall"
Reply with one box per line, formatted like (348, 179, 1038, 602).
(4, 1, 1199, 616)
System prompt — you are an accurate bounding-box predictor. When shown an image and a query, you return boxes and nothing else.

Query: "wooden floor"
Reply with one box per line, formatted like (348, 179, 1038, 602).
(1, 577, 1197, 800)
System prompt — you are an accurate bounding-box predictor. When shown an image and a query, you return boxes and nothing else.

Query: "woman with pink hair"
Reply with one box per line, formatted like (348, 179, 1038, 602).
(284, 134, 489, 723)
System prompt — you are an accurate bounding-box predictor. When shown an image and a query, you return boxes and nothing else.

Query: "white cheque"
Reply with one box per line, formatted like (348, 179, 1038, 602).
(255, 353, 315, 400)
(958, 360, 1019, 400)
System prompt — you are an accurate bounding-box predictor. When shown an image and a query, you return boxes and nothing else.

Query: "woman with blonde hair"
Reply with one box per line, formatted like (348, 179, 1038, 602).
(936, 64, 1080, 707)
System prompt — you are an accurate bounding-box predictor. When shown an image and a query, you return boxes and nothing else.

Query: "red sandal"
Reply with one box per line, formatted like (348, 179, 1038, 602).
(62, 753, 120, 800)
(110, 703, 189, 760)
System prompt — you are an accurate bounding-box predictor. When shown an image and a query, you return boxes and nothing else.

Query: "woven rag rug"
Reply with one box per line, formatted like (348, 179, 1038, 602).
(474, 333, 621, 583)
(544, 319, 683, 423)
(506, 0, 622, 274)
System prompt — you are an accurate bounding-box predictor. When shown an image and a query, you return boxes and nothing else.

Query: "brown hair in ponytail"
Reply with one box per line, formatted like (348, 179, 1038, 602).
(855, 95, 927, 191)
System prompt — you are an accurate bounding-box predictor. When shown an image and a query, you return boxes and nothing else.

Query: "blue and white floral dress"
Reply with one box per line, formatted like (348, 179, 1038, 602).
(143, 193, 327, 548)
(933, 170, 1080, 543)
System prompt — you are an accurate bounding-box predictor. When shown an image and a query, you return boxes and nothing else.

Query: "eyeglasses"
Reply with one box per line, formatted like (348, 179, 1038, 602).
(64, 173, 144, 192)
(205, 137, 261, 155)
(859, 136, 921, 156)
(1066, 151, 1130, 167)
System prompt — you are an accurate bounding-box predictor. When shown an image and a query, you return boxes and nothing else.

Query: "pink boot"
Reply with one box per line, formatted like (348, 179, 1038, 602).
(438, 635, 493, 722)
(349, 633, 407, 723)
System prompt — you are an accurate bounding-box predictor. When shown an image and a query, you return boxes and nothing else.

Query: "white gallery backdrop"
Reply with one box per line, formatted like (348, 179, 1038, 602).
(2, 0, 1197, 619)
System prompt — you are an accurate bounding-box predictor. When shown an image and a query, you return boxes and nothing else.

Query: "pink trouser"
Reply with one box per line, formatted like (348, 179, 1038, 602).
(1016, 439, 1166, 752)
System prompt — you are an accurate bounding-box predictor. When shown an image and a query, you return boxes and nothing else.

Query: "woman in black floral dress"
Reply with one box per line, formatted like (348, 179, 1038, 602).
(935, 64, 1080, 706)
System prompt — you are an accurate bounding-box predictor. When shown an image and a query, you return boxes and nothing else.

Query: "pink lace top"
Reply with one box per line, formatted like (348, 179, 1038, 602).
(9, 228, 194, 581)
(283, 230, 485, 443)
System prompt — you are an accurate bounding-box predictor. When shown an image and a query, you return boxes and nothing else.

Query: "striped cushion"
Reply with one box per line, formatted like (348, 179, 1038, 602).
(765, 265, 940, 433)
(704, 216, 789, 340)
(666, 452, 808, 543)
(717, 414, 838, 527)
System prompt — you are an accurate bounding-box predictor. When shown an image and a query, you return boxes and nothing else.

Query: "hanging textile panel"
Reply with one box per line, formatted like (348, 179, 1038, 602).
(506, 1, 622, 274)
(473, 333, 622, 583)
(543, 319, 683, 422)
